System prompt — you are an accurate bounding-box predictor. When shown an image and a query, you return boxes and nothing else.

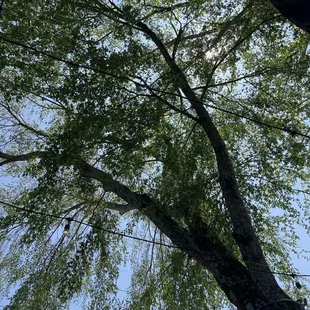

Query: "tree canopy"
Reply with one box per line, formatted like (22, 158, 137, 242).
(0, 0, 309, 309)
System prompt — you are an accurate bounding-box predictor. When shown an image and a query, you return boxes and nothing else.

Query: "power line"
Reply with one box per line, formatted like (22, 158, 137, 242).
(0, 200, 178, 249)
(0, 34, 309, 140)
(248, 267, 310, 278)
(148, 86, 310, 139)
(0, 34, 134, 84)
(1, 200, 310, 279)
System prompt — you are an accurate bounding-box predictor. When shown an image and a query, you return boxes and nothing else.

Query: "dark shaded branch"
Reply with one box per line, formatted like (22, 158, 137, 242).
(0, 150, 44, 166)
(172, 26, 184, 60)
(270, 0, 310, 33)
(0, 0, 4, 14)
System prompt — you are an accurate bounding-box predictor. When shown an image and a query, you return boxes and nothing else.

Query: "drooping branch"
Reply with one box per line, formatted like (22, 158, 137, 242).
(0, 103, 48, 137)
(200, 14, 281, 99)
(0, 149, 270, 308)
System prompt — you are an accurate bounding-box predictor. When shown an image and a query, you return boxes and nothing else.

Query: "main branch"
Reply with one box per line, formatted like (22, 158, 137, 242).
(134, 20, 289, 302)
(76, 161, 268, 308)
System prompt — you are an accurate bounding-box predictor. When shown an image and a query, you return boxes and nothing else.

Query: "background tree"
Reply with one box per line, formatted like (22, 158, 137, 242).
(0, 0, 309, 309)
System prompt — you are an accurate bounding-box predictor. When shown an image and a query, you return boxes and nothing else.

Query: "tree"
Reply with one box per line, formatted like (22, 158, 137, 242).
(0, 0, 309, 309)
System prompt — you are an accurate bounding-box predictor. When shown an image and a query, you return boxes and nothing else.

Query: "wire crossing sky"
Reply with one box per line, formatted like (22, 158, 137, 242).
(0, 34, 309, 141)
(1, 200, 309, 279)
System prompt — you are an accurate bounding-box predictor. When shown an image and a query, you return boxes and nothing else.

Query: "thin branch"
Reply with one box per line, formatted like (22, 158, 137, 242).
(0, 103, 48, 137)
(201, 14, 281, 99)
(26, 96, 61, 111)
(207, 88, 259, 118)
(172, 26, 184, 60)
(140, 2, 188, 21)
(44, 236, 65, 273)
(31, 93, 69, 111)
(144, 227, 157, 285)
(92, 30, 114, 43)
(193, 68, 274, 90)
(0, 0, 4, 14)
(148, 90, 198, 121)
(62, 203, 85, 214)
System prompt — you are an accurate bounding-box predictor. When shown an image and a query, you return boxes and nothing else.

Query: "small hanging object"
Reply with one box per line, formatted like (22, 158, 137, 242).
(189, 257, 196, 265)
(135, 83, 144, 95)
(289, 129, 303, 144)
(296, 281, 302, 289)
(63, 218, 73, 236)
(292, 132, 302, 144)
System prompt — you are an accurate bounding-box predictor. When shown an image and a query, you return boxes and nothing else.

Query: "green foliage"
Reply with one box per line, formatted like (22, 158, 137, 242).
(0, 0, 309, 309)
